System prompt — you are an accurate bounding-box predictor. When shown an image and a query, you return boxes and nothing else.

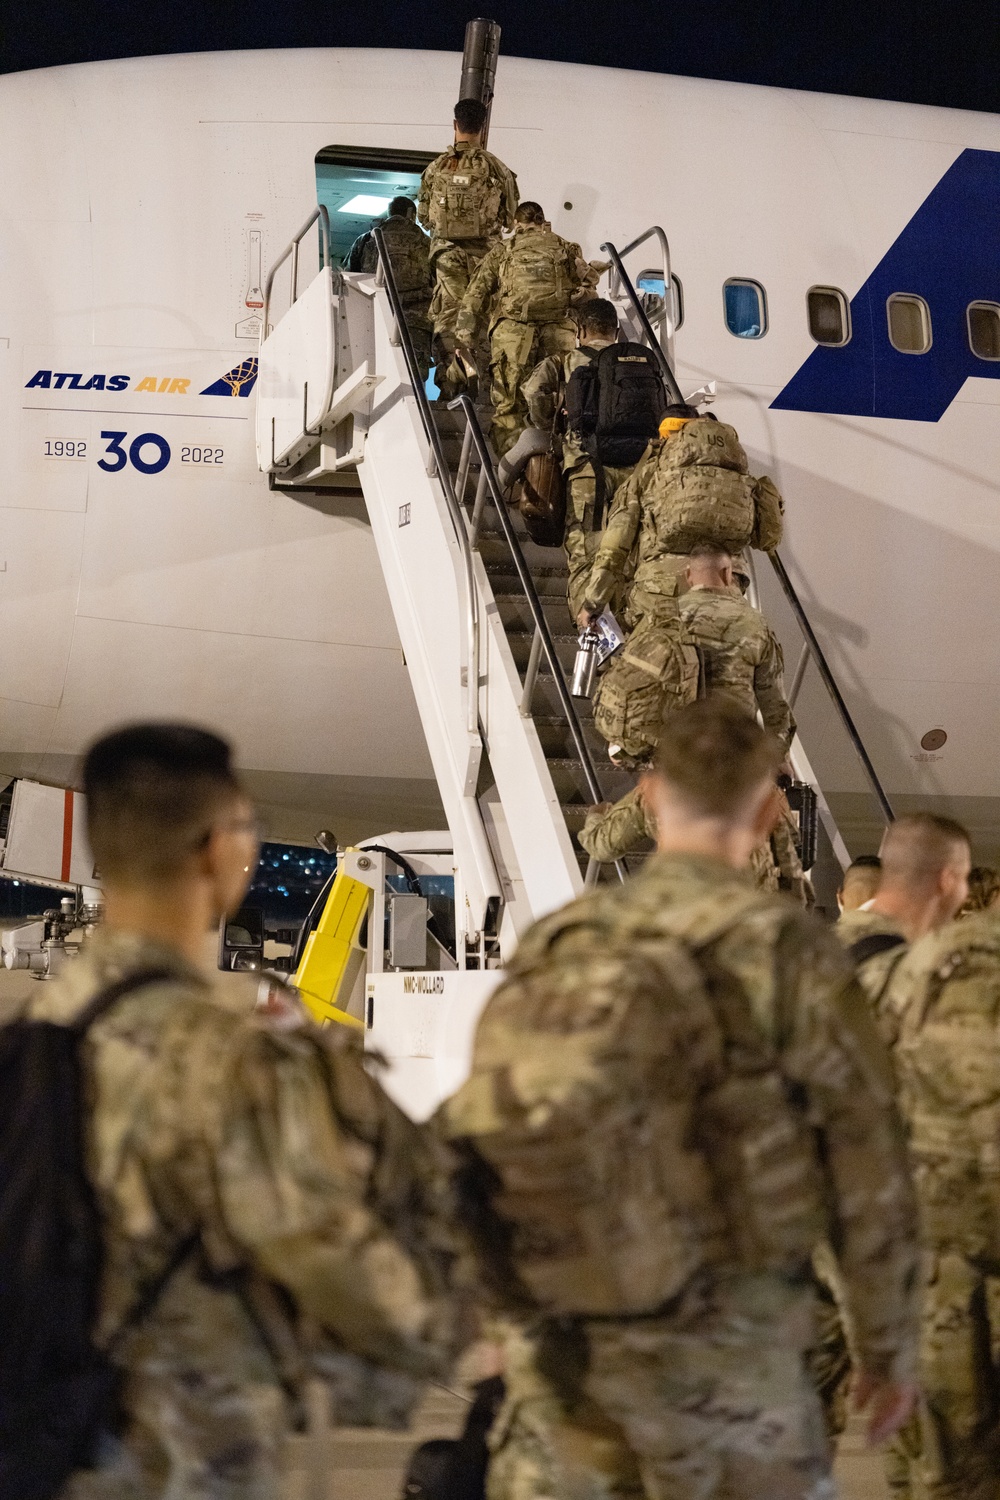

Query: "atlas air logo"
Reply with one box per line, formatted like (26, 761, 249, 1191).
(24, 358, 258, 398)
(774, 149, 1000, 421)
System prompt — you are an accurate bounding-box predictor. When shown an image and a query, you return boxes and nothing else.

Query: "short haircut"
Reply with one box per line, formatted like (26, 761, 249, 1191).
(839, 855, 881, 906)
(963, 865, 1000, 912)
(687, 543, 732, 565)
(663, 402, 701, 420)
(514, 201, 545, 225)
(652, 699, 783, 818)
(576, 298, 619, 340)
(454, 97, 488, 133)
(388, 196, 415, 218)
(83, 722, 243, 883)
(879, 812, 970, 890)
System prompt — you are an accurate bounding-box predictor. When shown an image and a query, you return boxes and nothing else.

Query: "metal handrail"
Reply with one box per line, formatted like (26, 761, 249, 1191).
(601, 239, 684, 405)
(768, 552, 895, 824)
(372, 224, 480, 738)
(262, 205, 331, 336)
(607, 225, 677, 350)
(452, 395, 627, 884)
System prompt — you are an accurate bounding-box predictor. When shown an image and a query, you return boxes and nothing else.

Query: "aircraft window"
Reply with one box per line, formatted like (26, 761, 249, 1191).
(723, 279, 767, 338)
(967, 301, 1000, 361)
(806, 286, 851, 347)
(637, 271, 685, 330)
(886, 293, 932, 354)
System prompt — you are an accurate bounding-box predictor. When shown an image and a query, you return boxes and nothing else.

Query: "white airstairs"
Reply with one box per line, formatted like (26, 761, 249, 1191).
(255, 209, 897, 1103)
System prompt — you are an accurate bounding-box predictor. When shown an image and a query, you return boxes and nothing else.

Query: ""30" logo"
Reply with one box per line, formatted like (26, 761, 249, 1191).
(97, 431, 171, 475)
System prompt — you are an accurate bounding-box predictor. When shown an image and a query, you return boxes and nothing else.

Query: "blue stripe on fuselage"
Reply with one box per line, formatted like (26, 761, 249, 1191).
(771, 148, 1000, 421)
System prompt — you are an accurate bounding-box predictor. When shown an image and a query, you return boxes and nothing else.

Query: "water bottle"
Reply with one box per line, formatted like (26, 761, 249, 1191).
(571, 627, 600, 698)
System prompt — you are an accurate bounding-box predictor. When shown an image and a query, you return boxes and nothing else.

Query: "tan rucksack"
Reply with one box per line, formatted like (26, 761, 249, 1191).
(425, 149, 504, 241)
(894, 921, 1000, 1256)
(750, 474, 785, 552)
(495, 229, 574, 324)
(641, 419, 757, 554)
(592, 615, 703, 759)
(363, 215, 430, 300)
(442, 885, 829, 1318)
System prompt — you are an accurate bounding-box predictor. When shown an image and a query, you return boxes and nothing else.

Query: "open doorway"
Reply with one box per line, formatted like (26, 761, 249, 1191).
(316, 145, 439, 392)
(315, 145, 436, 268)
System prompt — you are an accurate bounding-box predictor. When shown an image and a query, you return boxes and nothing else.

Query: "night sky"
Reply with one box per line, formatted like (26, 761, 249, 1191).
(1, 0, 999, 114)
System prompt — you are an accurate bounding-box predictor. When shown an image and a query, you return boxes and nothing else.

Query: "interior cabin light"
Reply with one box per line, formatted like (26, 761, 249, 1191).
(338, 194, 391, 215)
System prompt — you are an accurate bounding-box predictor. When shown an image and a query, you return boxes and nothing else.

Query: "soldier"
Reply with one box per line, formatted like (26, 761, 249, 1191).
(836, 854, 882, 914)
(523, 298, 664, 619)
(959, 863, 1000, 914)
(836, 812, 970, 1043)
(454, 201, 589, 456)
(417, 97, 518, 402)
(883, 892, 1000, 1500)
(816, 814, 970, 1449)
(444, 699, 919, 1500)
(590, 545, 795, 771)
(346, 196, 433, 380)
(579, 765, 810, 905)
(577, 409, 784, 632)
(32, 724, 458, 1499)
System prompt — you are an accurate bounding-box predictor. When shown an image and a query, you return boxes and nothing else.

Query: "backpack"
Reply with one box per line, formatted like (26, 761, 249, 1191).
(369, 215, 430, 300)
(592, 615, 703, 760)
(749, 473, 785, 552)
(513, 449, 566, 547)
(445, 886, 828, 1319)
(0, 970, 183, 1500)
(495, 229, 574, 324)
(425, 149, 504, 241)
(641, 419, 757, 554)
(894, 924, 1000, 1254)
(565, 342, 667, 470)
(400, 1377, 505, 1500)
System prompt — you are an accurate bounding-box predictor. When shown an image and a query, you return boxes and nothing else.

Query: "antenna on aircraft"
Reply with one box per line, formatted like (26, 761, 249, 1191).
(460, 18, 501, 147)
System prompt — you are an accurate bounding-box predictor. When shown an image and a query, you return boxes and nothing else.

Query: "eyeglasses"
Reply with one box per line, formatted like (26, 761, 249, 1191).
(194, 814, 264, 849)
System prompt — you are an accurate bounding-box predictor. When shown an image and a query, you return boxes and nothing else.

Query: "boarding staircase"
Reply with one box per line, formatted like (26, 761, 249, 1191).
(256, 211, 896, 951)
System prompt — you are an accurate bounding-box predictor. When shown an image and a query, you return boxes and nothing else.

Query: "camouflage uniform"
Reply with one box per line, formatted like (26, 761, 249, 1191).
(446, 853, 920, 1500)
(351, 212, 433, 381)
(835, 908, 909, 1047)
(32, 930, 457, 1500)
(579, 784, 809, 908)
(455, 224, 587, 456)
(883, 914, 1000, 1499)
(417, 142, 518, 398)
(585, 421, 780, 629)
(523, 343, 635, 619)
(678, 585, 796, 748)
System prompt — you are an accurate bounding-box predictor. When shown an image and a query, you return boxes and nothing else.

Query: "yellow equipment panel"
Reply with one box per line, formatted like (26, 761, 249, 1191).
(292, 864, 369, 1029)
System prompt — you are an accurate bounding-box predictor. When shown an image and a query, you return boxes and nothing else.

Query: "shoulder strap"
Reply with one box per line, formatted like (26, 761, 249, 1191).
(848, 932, 907, 967)
(72, 967, 182, 1036)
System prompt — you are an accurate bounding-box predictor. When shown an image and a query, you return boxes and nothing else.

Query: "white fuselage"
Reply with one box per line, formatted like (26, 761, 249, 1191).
(1, 48, 997, 847)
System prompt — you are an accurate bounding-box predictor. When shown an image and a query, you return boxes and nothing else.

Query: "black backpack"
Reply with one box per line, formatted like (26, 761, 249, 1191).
(0, 969, 185, 1500)
(565, 342, 667, 467)
(400, 1376, 506, 1500)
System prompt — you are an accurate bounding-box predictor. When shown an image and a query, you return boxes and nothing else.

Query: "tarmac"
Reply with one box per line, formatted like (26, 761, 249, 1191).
(0, 965, 890, 1499)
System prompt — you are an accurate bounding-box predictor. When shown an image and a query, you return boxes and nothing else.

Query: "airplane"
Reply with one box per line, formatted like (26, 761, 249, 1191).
(1, 29, 998, 884)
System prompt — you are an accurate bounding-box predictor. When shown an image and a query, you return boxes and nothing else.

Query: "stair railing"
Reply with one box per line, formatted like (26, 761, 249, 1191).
(602, 235, 685, 405)
(372, 224, 480, 738)
(262, 205, 330, 336)
(450, 395, 627, 884)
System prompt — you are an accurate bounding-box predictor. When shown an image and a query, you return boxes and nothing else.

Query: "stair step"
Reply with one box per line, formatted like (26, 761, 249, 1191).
(508, 630, 578, 673)
(495, 594, 573, 636)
